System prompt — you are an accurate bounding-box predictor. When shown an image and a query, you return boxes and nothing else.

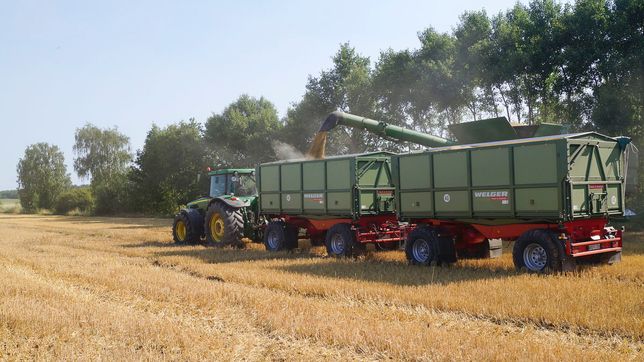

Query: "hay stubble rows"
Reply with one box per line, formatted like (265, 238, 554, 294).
(0, 214, 642, 360)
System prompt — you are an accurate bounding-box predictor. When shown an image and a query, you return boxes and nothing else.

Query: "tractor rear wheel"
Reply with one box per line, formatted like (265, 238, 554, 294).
(264, 221, 298, 251)
(513, 229, 562, 273)
(172, 212, 199, 244)
(204, 202, 243, 247)
(325, 223, 363, 257)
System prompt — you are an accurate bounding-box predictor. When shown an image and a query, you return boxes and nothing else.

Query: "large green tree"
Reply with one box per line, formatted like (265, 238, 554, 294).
(205, 95, 281, 167)
(17, 143, 71, 211)
(283, 43, 389, 155)
(130, 120, 210, 215)
(453, 11, 494, 120)
(73, 124, 132, 184)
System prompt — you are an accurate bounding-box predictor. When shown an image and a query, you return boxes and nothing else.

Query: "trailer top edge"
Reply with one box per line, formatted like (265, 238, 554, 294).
(398, 132, 616, 155)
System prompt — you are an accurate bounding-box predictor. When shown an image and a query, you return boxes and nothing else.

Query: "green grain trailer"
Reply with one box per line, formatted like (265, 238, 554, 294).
(393, 132, 627, 271)
(257, 152, 402, 256)
(316, 111, 629, 272)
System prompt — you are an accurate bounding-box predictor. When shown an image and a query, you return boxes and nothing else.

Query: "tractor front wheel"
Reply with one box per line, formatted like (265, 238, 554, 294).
(204, 202, 243, 247)
(172, 212, 199, 244)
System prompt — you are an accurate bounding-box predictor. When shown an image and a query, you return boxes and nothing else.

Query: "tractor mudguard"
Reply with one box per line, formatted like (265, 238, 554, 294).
(182, 208, 205, 234)
(213, 196, 250, 209)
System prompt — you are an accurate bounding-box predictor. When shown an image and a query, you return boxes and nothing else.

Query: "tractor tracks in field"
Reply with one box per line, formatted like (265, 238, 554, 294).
(3, 250, 636, 361)
(0, 251, 379, 360)
(39, 236, 644, 347)
(4, 223, 644, 350)
(150, 257, 644, 346)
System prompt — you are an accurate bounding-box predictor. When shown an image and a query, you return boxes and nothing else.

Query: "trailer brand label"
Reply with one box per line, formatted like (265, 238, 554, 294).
(589, 184, 604, 190)
(304, 193, 324, 204)
(474, 191, 510, 204)
(377, 190, 393, 196)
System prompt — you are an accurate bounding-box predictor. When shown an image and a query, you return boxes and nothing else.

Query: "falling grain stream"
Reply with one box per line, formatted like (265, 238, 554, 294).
(307, 131, 328, 159)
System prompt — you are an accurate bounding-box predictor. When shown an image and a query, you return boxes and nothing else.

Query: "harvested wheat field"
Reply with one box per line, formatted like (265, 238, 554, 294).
(0, 214, 642, 360)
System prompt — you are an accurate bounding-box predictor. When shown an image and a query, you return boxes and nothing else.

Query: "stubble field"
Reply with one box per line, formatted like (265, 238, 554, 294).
(0, 214, 642, 360)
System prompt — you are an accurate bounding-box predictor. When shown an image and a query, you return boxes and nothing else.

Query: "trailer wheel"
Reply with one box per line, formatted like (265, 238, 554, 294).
(405, 227, 437, 265)
(325, 223, 360, 257)
(205, 202, 243, 247)
(264, 221, 298, 251)
(172, 212, 199, 244)
(513, 230, 562, 273)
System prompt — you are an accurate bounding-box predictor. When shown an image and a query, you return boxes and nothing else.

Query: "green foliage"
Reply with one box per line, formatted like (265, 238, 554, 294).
(73, 124, 131, 184)
(283, 43, 390, 155)
(54, 187, 94, 215)
(71, 124, 133, 215)
(17, 143, 71, 212)
(0, 190, 18, 199)
(92, 174, 133, 215)
(130, 120, 210, 215)
(205, 95, 281, 167)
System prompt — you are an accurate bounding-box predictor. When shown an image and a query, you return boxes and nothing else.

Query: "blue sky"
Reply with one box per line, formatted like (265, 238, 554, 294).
(0, 0, 568, 190)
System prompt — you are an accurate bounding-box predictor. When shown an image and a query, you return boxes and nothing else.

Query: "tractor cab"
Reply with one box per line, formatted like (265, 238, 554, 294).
(209, 168, 257, 198)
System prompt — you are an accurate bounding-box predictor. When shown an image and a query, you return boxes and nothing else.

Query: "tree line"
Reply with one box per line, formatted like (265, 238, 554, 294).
(15, 0, 643, 216)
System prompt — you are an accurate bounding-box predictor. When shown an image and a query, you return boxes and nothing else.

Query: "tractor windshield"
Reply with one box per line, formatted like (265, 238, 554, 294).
(210, 175, 227, 197)
(230, 174, 257, 196)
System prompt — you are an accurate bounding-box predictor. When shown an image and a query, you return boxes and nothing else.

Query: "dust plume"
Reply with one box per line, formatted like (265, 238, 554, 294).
(272, 141, 307, 160)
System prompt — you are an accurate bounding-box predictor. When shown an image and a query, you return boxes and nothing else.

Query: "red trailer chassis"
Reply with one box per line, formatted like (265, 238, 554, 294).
(410, 217, 622, 258)
(277, 214, 409, 245)
(272, 214, 622, 260)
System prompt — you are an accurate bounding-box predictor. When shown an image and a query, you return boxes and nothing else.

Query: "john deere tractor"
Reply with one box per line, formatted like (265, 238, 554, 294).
(172, 168, 259, 247)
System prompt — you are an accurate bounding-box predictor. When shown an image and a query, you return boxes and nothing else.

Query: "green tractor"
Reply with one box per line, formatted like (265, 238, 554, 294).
(172, 168, 260, 247)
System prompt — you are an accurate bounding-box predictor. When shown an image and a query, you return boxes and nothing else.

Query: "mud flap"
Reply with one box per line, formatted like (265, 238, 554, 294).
(605, 251, 622, 264)
(436, 236, 457, 263)
(607, 251, 622, 264)
(554, 234, 576, 272)
(561, 255, 577, 272)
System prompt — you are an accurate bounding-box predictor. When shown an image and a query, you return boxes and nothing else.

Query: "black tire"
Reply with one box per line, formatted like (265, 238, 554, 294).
(405, 226, 438, 265)
(204, 202, 243, 247)
(376, 241, 400, 251)
(513, 229, 562, 273)
(172, 212, 199, 244)
(325, 223, 362, 257)
(264, 221, 298, 251)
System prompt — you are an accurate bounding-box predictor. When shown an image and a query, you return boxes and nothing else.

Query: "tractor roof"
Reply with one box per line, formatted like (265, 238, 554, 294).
(208, 168, 255, 176)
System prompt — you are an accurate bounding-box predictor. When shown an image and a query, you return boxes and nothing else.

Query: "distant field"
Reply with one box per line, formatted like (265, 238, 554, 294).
(0, 214, 642, 360)
(0, 199, 19, 212)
